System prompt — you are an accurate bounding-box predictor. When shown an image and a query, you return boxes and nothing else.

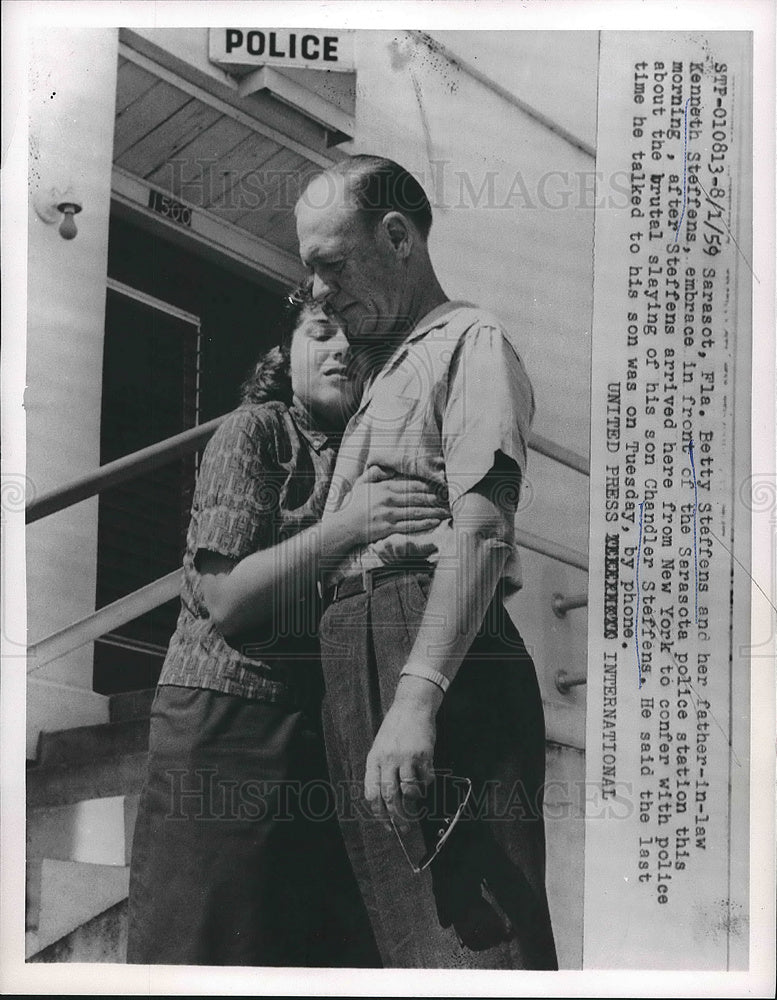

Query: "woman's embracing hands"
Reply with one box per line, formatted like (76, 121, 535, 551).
(338, 464, 448, 546)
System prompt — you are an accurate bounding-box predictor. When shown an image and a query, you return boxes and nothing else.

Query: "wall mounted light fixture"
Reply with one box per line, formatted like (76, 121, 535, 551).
(33, 185, 83, 240)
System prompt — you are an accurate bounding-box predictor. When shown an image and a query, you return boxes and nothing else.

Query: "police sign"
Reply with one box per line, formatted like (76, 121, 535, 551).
(209, 28, 355, 72)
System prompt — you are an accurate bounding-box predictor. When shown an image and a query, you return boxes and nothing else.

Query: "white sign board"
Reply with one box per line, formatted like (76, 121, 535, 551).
(209, 27, 355, 72)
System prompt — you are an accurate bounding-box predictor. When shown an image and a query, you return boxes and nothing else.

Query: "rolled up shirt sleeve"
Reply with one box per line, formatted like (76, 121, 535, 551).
(442, 323, 535, 507)
(192, 408, 283, 564)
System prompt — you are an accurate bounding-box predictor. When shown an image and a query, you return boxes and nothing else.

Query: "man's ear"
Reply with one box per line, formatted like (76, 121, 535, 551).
(381, 212, 413, 258)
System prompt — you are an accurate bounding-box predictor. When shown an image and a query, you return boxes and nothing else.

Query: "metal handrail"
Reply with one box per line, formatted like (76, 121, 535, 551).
(525, 433, 589, 477)
(555, 669, 588, 694)
(552, 592, 589, 617)
(26, 419, 588, 525)
(27, 571, 182, 669)
(27, 530, 588, 668)
(25, 417, 226, 524)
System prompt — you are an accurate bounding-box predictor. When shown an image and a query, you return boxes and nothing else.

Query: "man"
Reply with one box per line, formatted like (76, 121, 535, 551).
(295, 155, 558, 969)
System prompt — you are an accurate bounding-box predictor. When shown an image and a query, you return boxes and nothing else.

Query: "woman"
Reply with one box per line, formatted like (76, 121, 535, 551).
(126, 292, 445, 966)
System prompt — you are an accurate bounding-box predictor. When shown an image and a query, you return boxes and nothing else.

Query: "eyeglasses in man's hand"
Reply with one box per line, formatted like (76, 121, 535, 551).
(389, 776, 473, 875)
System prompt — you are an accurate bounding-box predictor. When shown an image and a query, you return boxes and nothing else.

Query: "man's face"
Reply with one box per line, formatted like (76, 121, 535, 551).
(295, 174, 406, 341)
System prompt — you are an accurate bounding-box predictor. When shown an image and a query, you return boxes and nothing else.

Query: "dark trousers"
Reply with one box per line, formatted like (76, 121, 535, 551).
(126, 684, 380, 966)
(319, 572, 558, 969)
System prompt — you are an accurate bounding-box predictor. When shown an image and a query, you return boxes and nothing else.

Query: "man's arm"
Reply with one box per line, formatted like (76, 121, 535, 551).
(364, 322, 533, 825)
(202, 467, 447, 637)
(363, 467, 517, 826)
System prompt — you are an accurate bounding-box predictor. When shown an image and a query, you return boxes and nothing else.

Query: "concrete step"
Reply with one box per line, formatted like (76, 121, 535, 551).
(36, 717, 150, 767)
(27, 899, 127, 965)
(26, 751, 149, 808)
(27, 898, 128, 963)
(109, 688, 156, 724)
(25, 859, 130, 958)
(27, 794, 139, 866)
(27, 678, 110, 760)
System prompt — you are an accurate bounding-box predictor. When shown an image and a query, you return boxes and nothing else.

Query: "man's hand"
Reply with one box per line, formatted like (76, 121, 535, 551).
(363, 675, 442, 830)
(363, 483, 515, 831)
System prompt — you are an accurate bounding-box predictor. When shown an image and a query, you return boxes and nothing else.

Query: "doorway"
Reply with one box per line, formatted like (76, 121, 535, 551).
(93, 213, 288, 694)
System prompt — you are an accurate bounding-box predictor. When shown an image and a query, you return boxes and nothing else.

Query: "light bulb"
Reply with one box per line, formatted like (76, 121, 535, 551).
(58, 206, 78, 240)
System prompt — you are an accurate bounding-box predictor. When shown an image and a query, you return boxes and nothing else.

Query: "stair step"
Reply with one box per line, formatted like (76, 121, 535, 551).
(27, 751, 149, 808)
(37, 717, 150, 767)
(27, 795, 139, 866)
(25, 859, 130, 957)
(26, 861, 43, 934)
(109, 688, 156, 724)
(27, 678, 110, 760)
(28, 898, 128, 963)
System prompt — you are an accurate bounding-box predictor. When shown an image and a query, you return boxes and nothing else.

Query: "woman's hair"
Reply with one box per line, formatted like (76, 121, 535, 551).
(240, 281, 313, 405)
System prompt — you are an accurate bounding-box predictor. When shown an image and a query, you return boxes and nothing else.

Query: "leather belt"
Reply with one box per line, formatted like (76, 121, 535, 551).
(321, 563, 434, 608)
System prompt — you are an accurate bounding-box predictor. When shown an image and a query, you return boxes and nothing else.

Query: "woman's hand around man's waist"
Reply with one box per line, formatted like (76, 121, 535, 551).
(329, 463, 448, 548)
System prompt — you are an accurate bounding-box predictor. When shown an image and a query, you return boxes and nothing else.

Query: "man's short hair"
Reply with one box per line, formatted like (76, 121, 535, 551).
(328, 155, 433, 239)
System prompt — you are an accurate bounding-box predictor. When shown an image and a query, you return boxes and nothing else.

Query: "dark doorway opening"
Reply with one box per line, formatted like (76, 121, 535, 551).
(93, 214, 287, 694)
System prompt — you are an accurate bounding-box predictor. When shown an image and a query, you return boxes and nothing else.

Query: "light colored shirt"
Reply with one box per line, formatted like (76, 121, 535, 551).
(322, 301, 535, 589)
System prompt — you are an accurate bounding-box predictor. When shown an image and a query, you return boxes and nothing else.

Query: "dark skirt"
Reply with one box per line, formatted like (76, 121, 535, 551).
(318, 572, 559, 970)
(126, 684, 379, 966)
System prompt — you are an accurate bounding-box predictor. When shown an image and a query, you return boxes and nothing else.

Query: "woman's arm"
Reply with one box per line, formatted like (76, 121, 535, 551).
(201, 466, 446, 637)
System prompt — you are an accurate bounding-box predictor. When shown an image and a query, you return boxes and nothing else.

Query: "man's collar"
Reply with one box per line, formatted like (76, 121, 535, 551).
(404, 299, 474, 343)
(352, 301, 476, 418)
(378, 300, 475, 369)
(288, 401, 335, 453)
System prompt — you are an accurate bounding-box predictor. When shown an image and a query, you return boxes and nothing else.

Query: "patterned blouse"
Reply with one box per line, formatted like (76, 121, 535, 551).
(158, 400, 337, 705)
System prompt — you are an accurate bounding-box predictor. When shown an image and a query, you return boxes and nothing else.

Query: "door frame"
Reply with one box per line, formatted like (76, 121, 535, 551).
(94, 275, 204, 685)
(111, 168, 302, 296)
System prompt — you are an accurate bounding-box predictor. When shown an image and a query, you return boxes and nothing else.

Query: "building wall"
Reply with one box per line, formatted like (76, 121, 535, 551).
(26, 29, 120, 752)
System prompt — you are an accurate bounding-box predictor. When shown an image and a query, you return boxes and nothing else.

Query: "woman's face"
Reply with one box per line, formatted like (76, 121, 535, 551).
(289, 306, 360, 429)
